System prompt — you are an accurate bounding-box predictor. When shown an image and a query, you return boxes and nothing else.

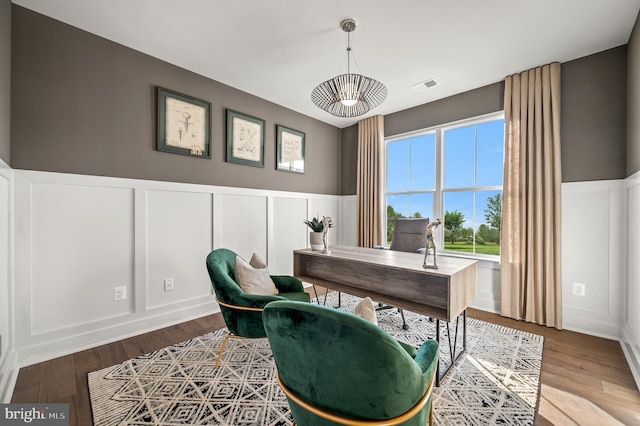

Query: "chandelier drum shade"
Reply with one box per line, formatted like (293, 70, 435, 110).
(311, 19, 387, 118)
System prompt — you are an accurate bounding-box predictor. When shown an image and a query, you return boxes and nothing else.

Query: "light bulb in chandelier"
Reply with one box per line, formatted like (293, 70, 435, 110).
(340, 99, 359, 107)
(339, 81, 359, 107)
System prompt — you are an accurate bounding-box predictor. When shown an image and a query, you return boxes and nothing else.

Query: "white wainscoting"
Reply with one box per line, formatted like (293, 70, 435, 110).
(461, 180, 627, 337)
(0, 165, 17, 403)
(562, 180, 625, 339)
(7, 170, 635, 379)
(339, 196, 358, 248)
(145, 190, 213, 310)
(470, 258, 501, 313)
(270, 197, 307, 275)
(12, 170, 344, 367)
(622, 171, 640, 386)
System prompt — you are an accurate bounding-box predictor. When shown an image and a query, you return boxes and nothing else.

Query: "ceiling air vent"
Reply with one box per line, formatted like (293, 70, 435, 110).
(410, 78, 437, 93)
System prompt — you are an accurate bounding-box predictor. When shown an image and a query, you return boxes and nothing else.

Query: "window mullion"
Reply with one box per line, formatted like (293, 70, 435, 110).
(473, 125, 477, 253)
(434, 129, 444, 250)
(407, 138, 412, 216)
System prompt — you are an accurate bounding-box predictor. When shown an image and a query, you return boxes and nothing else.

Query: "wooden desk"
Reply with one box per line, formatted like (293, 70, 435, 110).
(293, 246, 477, 322)
(293, 245, 478, 386)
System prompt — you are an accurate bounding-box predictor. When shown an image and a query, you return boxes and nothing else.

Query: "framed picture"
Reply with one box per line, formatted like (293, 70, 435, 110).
(276, 125, 305, 174)
(226, 109, 265, 167)
(156, 87, 211, 158)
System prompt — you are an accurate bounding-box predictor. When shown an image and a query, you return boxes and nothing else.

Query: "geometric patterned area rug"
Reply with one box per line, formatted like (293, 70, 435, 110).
(88, 292, 543, 425)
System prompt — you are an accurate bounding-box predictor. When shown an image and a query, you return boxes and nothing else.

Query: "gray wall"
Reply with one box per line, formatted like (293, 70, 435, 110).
(340, 47, 628, 194)
(384, 83, 504, 138)
(340, 124, 358, 195)
(562, 46, 627, 181)
(629, 11, 640, 176)
(0, 0, 10, 164)
(10, 6, 342, 195)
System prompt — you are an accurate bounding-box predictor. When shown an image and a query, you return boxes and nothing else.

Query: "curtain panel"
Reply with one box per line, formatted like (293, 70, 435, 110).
(501, 63, 563, 329)
(356, 115, 384, 248)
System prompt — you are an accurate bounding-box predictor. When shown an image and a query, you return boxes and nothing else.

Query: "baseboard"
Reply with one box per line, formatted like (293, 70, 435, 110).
(562, 308, 621, 341)
(17, 302, 218, 367)
(620, 323, 640, 388)
(0, 349, 18, 403)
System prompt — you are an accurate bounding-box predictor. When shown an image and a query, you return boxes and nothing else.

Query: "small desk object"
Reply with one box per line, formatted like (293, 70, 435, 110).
(293, 245, 478, 386)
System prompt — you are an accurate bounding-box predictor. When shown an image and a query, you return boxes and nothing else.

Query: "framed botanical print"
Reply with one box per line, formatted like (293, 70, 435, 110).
(157, 87, 211, 158)
(226, 109, 265, 167)
(276, 125, 305, 174)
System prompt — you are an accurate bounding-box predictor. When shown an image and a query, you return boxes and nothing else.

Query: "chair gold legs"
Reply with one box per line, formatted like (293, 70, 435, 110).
(214, 333, 267, 368)
(214, 333, 233, 368)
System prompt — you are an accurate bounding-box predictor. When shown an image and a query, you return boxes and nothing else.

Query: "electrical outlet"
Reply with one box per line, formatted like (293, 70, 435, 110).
(164, 278, 174, 292)
(114, 286, 127, 301)
(572, 282, 586, 297)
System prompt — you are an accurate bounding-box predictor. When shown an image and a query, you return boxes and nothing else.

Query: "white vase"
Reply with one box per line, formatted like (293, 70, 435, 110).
(309, 232, 323, 251)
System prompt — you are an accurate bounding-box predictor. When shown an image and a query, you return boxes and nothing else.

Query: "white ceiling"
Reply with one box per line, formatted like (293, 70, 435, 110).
(12, 0, 640, 128)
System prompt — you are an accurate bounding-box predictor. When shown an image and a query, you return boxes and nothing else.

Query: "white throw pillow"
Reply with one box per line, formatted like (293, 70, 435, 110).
(234, 255, 278, 296)
(249, 252, 268, 269)
(354, 297, 378, 325)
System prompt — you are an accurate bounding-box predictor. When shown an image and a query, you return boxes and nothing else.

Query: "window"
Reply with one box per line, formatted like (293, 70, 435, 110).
(385, 112, 504, 257)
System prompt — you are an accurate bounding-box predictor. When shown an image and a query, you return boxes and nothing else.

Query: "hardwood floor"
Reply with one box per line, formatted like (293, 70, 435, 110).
(468, 308, 640, 425)
(11, 289, 640, 425)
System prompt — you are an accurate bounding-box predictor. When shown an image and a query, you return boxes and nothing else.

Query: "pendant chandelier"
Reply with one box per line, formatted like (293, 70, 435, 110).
(311, 19, 387, 118)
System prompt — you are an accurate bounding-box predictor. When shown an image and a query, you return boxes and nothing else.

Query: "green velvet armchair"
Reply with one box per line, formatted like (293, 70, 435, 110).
(205, 249, 310, 366)
(263, 300, 439, 426)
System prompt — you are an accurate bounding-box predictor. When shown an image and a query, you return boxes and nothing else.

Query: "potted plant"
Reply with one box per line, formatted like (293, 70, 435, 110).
(304, 216, 333, 251)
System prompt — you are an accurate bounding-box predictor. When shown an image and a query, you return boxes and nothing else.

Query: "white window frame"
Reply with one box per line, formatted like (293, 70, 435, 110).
(384, 111, 505, 260)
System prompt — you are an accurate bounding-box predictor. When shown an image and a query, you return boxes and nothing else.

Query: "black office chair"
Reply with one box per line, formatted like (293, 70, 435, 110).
(378, 217, 430, 330)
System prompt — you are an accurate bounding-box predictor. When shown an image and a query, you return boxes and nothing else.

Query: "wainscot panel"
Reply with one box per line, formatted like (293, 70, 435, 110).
(562, 180, 625, 338)
(30, 183, 135, 334)
(471, 260, 501, 313)
(340, 195, 357, 247)
(622, 172, 640, 386)
(146, 190, 213, 310)
(0, 166, 18, 403)
(271, 197, 308, 276)
(219, 193, 268, 262)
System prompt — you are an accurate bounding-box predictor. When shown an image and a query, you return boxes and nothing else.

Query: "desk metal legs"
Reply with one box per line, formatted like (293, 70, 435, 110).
(324, 289, 341, 307)
(311, 285, 320, 303)
(310, 285, 341, 307)
(435, 310, 467, 387)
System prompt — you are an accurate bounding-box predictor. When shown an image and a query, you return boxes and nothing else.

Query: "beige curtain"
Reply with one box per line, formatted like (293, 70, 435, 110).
(356, 115, 384, 248)
(501, 63, 563, 329)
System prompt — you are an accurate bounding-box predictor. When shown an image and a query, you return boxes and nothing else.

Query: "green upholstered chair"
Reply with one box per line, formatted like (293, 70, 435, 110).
(205, 248, 310, 366)
(263, 300, 439, 426)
